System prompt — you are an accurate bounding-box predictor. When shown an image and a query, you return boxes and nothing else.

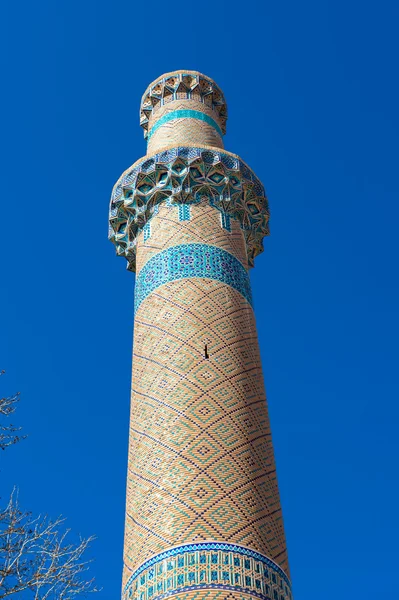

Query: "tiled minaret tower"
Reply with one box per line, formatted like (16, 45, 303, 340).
(109, 71, 293, 600)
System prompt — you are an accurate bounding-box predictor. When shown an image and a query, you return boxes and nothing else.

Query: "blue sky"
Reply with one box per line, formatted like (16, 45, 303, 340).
(1, 0, 398, 598)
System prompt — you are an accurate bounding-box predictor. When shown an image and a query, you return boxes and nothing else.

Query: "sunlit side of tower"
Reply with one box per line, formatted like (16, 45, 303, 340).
(109, 71, 293, 600)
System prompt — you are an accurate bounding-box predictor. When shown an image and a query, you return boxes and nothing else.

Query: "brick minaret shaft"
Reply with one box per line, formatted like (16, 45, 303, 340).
(109, 71, 293, 600)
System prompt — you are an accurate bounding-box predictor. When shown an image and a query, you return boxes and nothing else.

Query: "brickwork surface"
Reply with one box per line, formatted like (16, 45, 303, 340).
(140, 71, 227, 138)
(147, 100, 224, 154)
(110, 70, 292, 600)
(137, 203, 247, 270)
(122, 204, 290, 600)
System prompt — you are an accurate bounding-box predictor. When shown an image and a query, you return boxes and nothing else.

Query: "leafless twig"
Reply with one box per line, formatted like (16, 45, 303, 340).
(0, 371, 26, 450)
(0, 491, 98, 599)
(0, 372, 99, 597)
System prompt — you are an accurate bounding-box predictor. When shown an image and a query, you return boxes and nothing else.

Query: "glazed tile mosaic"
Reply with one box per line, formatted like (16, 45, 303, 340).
(147, 110, 223, 141)
(134, 243, 252, 315)
(109, 146, 269, 271)
(146, 100, 224, 154)
(178, 204, 191, 221)
(123, 543, 292, 600)
(109, 71, 292, 600)
(136, 202, 248, 271)
(140, 71, 227, 138)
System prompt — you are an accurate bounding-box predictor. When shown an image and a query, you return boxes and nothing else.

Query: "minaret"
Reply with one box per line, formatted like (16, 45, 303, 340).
(109, 71, 293, 600)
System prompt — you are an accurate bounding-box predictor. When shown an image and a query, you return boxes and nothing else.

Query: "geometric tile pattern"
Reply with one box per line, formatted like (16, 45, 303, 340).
(140, 70, 227, 138)
(123, 543, 292, 600)
(134, 243, 253, 315)
(143, 222, 151, 242)
(111, 71, 292, 600)
(136, 202, 248, 270)
(147, 110, 223, 141)
(146, 100, 224, 154)
(109, 147, 269, 271)
(221, 213, 231, 232)
(121, 202, 291, 597)
(179, 204, 191, 221)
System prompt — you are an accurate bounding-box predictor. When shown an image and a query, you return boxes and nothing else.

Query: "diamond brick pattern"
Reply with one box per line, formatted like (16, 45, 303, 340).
(121, 202, 290, 594)
(111, 71, 292, 600)
(147, 101, 224, 154)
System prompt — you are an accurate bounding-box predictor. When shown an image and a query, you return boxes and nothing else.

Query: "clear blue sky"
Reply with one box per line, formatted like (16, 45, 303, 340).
(1, 1, 398, 598)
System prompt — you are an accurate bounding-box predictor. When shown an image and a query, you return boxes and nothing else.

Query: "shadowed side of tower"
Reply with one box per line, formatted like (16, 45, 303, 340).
(109, 71, 293, 600)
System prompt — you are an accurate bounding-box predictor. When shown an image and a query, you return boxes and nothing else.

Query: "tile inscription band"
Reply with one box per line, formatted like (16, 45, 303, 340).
(134, 243, 253, 315)
(123, 542, 292, 600)
(147, 109, 223, 141)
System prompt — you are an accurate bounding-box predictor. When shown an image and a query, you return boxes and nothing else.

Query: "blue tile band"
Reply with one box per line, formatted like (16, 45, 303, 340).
(134, 244, 252, 315)
(123, 542, 292, 600)
(147, 110, 223, 141)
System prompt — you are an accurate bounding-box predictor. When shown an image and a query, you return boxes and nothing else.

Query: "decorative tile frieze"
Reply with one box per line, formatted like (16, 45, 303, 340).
(123, 543, 292, 600)
(109, 147, 269, 271)
(148, 109, 223, 141)
(134, 243, 252, 315)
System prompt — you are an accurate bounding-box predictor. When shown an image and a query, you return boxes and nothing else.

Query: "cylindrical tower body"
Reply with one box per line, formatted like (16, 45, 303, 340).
(109, 71, 292, 600)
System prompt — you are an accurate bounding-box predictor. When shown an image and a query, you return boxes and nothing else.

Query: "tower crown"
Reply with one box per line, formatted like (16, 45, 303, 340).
(140, 70, 228, 139)
(109, 71, 270, 272)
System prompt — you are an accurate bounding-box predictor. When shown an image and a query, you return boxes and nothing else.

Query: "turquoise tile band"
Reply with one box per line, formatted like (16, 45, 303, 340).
(147, 110, 223, 141)
(135, 243, 252, 315)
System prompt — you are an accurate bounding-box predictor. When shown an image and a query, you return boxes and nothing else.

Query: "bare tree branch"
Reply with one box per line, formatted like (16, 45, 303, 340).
(0, 372, 99, 597)
(0, 491, 98, 599)
(0, 371, 26, 451)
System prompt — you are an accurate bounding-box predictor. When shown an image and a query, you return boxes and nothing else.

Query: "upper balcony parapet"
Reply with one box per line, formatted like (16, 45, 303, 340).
(140, 71, 228, 139)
